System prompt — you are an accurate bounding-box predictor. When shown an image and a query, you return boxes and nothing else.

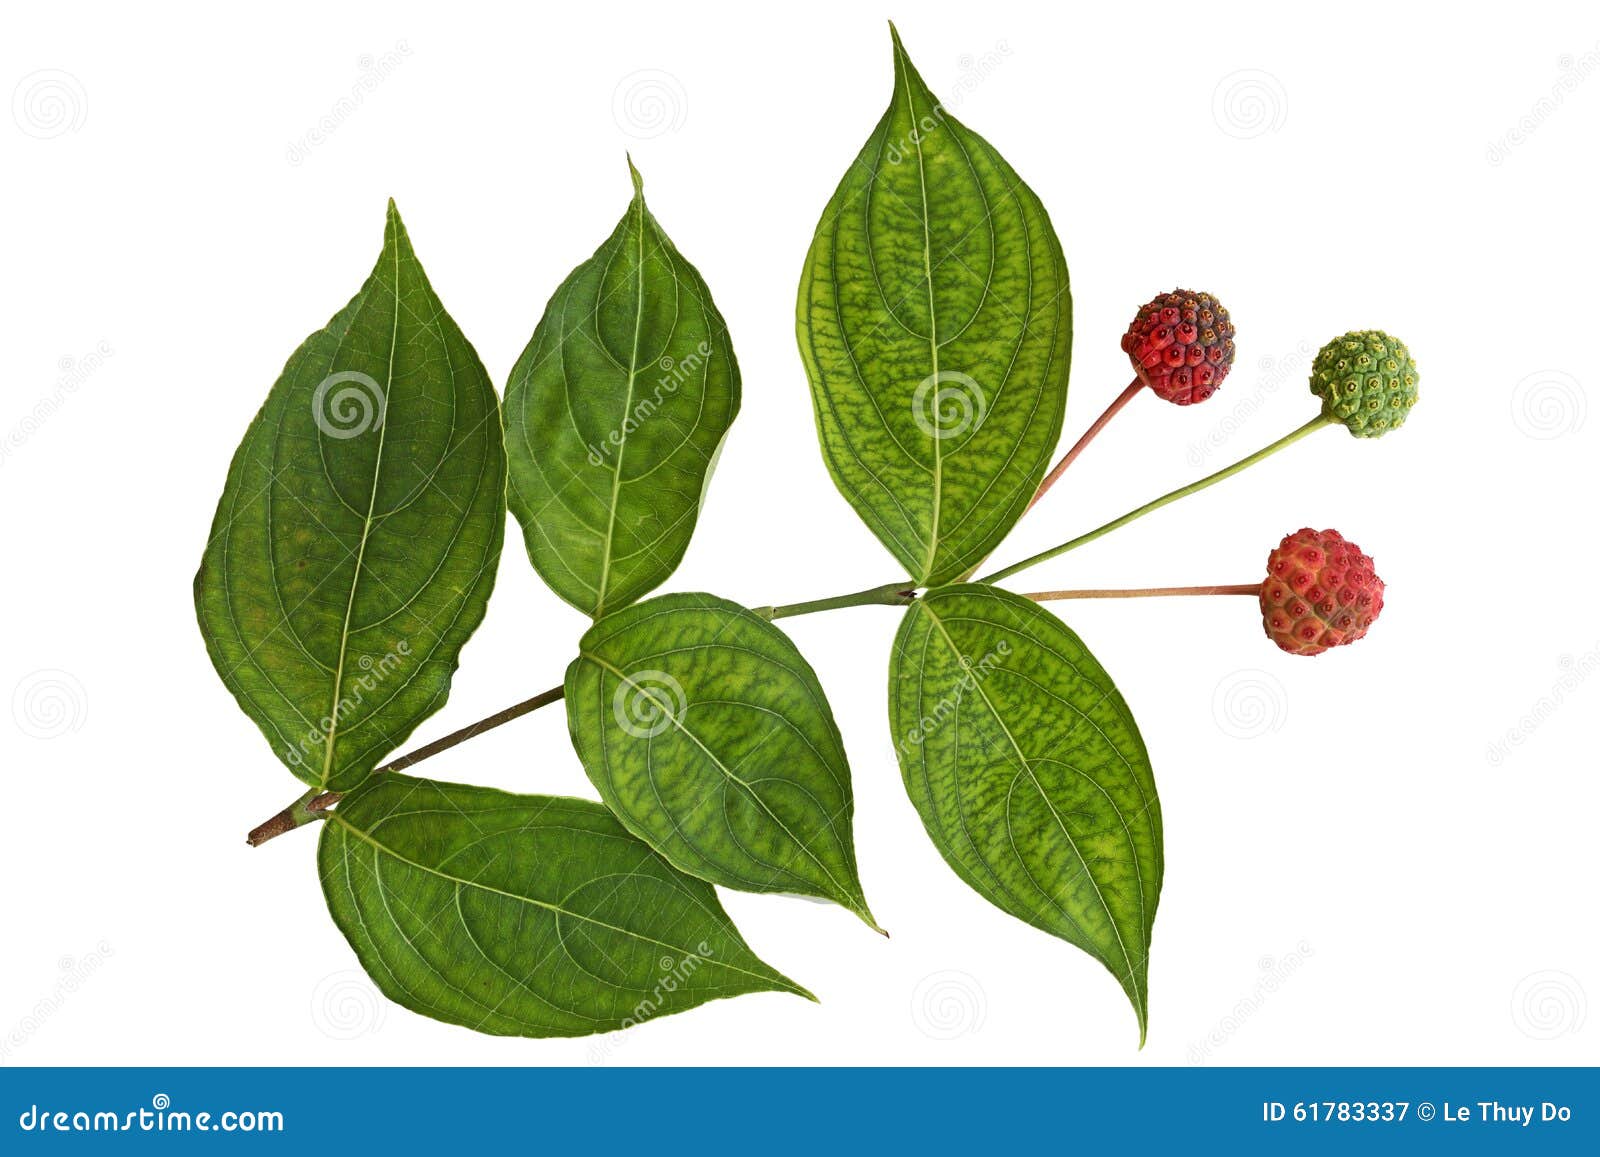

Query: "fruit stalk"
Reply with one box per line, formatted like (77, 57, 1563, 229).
(1024, 584, 1259, 601)
(982, 415, 1336, 585)
(1028, 378, 1143, 511)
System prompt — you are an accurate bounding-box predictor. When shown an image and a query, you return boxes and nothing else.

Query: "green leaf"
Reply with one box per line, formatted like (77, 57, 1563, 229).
(194, 203, 505, 792)
(505, 161, 741, 618)
(796, 26, 1071, 587)
(566, 593, 879, 929)
(888, 584, 1161, 1042)
(319, 774, 811, 1038)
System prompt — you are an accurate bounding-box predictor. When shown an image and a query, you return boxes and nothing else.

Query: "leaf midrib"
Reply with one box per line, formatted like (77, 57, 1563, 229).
(320, 232, 400, 789)
(914, 597, 1144, 1021)
(580, 650, 856, 908)
(900, 51, 942, 583)
(327, 812, 794, 992)
(593, 194, 647, 618)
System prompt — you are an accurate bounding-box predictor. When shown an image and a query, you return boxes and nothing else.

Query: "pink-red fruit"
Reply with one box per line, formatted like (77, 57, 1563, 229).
(1260, 528, 1384, 656)
(1122, 289, 1236, 405)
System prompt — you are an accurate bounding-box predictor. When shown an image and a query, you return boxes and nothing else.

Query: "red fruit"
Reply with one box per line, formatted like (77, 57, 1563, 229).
(1121, 288, 1236, 405)
(1259, 528, 1384, 656)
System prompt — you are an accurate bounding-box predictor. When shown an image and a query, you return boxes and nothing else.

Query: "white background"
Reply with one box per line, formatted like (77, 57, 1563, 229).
(3, 0, 1596, 1067)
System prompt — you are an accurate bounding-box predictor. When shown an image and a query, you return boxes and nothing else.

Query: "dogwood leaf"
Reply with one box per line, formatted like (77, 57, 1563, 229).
(797, 26, 1071, 585)
(566, 593, 878, 929)
(195, 203, 505, 792)
(505, 161, 740, 618)
(888, 584, 1161, 1042)
(319, 774, 811, 1037)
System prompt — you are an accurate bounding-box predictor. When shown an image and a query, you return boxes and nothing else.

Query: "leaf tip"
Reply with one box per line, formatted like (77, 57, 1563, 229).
(853, 901, 889, 938)
(625, 153, 644, 199)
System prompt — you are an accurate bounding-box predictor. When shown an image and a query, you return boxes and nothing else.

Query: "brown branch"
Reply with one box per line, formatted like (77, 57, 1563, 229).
(245, 683, 565, 847)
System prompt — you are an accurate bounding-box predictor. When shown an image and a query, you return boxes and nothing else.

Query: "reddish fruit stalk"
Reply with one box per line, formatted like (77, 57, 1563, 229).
(1024, 584, 1259, 601)
(1029, 378, 1144, 511)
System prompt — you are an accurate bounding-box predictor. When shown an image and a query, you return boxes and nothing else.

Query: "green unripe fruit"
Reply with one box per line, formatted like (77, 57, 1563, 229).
(1309, 330, 1419, 438)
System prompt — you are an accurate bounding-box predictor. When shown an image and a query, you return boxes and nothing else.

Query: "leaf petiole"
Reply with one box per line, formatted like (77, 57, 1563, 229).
(752, 579, 917, 621)
(981, 415, 1336, 585)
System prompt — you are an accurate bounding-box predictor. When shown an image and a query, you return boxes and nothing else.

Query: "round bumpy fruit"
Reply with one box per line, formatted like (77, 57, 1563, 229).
(1122, 289, 1236, 405)
(1310, 330, 1419, 437)
(1260, 528, 1384, 656)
